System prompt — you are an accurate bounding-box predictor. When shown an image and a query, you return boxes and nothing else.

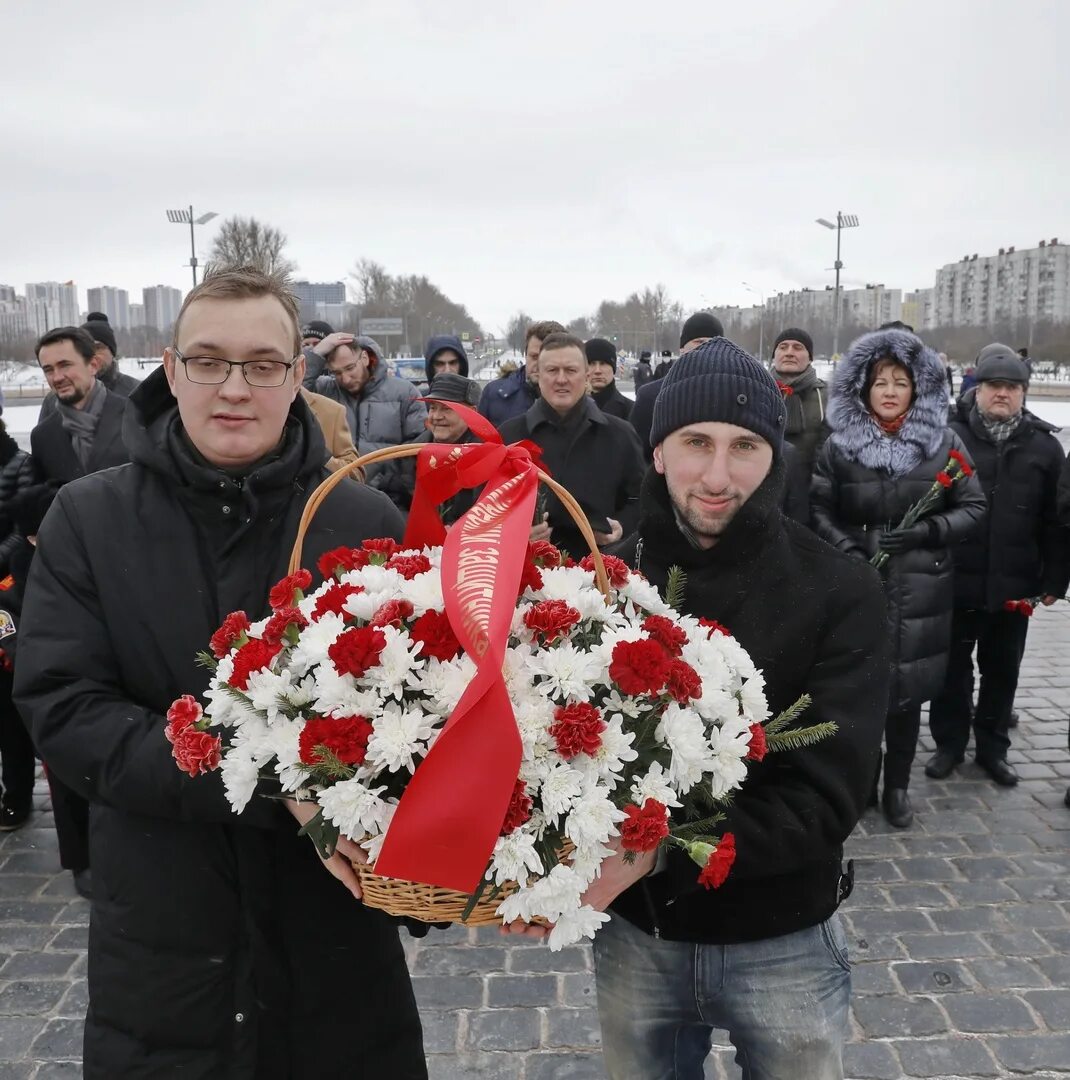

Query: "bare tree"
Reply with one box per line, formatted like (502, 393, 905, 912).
(505, 311, 533, 353)
(207, 216, 297, 277)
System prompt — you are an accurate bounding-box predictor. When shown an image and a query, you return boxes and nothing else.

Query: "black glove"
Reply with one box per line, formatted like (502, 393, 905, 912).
(878, 521, 933, 554)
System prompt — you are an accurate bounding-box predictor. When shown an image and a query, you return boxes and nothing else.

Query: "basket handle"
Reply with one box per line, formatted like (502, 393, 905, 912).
(287, 443, 612, 600)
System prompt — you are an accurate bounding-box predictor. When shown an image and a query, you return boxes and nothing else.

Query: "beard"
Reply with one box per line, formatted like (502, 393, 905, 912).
(665, 475, 741, 545)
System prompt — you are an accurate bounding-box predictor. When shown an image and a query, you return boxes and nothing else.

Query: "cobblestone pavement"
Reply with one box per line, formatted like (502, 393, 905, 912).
(2, 612, 1069, 1078)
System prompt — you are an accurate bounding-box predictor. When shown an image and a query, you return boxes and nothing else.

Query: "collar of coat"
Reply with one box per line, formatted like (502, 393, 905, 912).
(526, 395, 604, 433)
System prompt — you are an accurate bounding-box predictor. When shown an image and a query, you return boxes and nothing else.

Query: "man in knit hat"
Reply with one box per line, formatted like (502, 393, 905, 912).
(770, 327, 828, 476)
(584, 337, 633, 420)
(571, 338, 889, 1079)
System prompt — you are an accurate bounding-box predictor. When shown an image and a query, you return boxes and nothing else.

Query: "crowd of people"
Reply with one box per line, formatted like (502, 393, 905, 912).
(0, 266, 1067, 1078)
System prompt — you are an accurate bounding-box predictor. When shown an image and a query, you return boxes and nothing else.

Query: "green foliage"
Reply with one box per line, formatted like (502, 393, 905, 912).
(295, 807, 340, 860)
(195, 650, 218, 673)
(664, 565, 688, 613)
(763, 694, 813, 736)
(669, 813, 726, 842)
(766, 721, 839, 754)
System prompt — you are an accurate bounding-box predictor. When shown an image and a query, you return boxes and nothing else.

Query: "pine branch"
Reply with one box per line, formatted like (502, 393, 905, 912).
(663, 565, 688, 613)
(670, 813, 725, 842)
(763, 694, 813, 736)
(766, 721, 839, 754)
(195, 651, 219, 673)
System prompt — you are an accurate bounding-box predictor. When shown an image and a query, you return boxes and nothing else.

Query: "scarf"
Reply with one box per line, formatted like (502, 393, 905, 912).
(978, 407, 1022, 444)
(870, 410, 908, 436)
(775, 366, 822, 436)
(57, 379, 107, 471)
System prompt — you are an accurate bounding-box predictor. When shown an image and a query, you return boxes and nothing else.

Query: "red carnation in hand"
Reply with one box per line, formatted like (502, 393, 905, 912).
(948, 448, 974, 477)
(746, 723, 767, 762)
(262, 606, 308, 645)
(580, 553, 630, 588)
(168, 727, 222, 778)
(269, 569, 312, 611)
(550, 702, 606, 759)
(527, 540, 564, 568)
(524, 599, 581, 644)
(1019, 600, 1035, 616)
(230, 638, 284, 690)
(317, 546, 369, 579)
(362, 537, 399, 562)
(329, 626, 387, 677)
(665, 658, 702, 704)
(518, 559, 544, 596)
(619, 799, 670, 853)
(936, 471, 953, 489)
(410, 609, 462, 661)
(698, 617, 731, 638)
(386, 553, 432, 580)
(609, 638, 671, 696)
(370, 599, 414, 628)
(166, 695, 202, 736)
(298, 715, 374, 767)
(1002, 599, 1019, 613)
(698, 834, 736, 890)
(313, 583, 365, 621)
(210, 610, 251, 658)
(643, 614, 688, 656)
(500, 779, 533, 835)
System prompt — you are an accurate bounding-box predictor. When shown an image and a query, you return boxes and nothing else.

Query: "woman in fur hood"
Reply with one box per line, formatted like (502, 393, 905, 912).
(811, 328, 986, 829)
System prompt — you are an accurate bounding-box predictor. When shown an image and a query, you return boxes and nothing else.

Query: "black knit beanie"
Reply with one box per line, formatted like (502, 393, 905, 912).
(679, 312, 724, 349)
(772, 327, 813, 362)
(81, 316, 117, 357)
(301, 320, 334, 341)
(584, 337, 617, 372)
(650, 337, 786, 456)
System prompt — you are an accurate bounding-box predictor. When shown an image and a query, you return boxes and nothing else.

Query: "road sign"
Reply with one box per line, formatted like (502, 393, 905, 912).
(461, 331, 470, 341)
(359, 317, 404, 337)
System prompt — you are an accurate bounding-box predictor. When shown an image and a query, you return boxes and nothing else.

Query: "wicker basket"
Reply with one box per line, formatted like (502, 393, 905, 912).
(288, 442, 607, 925)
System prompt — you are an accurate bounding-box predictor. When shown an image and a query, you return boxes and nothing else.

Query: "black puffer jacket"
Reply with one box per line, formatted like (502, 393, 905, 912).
(811, 330, 986, 711)
(14, 368, 425, 1079)
(610, 464, 890, 944)
(0, 427, 35, 576)
(949, 393, 1068, 609)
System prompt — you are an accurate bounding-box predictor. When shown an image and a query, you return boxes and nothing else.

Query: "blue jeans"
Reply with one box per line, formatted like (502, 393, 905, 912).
(593, 911, 852, 1080)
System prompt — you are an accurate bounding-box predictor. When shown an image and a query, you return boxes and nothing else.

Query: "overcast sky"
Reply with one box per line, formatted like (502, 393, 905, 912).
(2, 0, 1065, 334)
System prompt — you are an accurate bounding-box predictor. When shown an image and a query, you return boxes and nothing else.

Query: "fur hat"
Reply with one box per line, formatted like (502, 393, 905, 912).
(584, 337, 617, 372)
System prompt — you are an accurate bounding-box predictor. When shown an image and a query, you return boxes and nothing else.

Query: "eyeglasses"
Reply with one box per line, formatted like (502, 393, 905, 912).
(175, 349, 297, 388)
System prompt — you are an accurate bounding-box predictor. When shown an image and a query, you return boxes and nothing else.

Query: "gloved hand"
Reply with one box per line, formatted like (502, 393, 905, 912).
(878, 521, 932, 554)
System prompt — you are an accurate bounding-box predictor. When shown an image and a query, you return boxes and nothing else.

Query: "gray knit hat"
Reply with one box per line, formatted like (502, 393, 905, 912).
(650, 337, 786, 456)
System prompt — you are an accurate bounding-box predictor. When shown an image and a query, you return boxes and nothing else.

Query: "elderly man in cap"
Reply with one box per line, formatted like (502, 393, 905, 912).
(584, 338, 633, 420)
(927, 346, 1068, 788)
(770, 327, 827, 476)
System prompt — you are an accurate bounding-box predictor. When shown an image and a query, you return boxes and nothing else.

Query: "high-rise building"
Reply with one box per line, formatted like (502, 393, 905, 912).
(128, 302, 146, 327)
(902, 288, 935, 332)
(87, 286, 131, 330)
(0, 285, 16, 303)
(0, 299, 30, 341)
(143, 285, 184, 332)
(25, 281, 79, 334)
(291, 280, 347, 325)
(933, 239, 1070, 328)
(765, 284, 901, 337)
(841, 284, 902, 329)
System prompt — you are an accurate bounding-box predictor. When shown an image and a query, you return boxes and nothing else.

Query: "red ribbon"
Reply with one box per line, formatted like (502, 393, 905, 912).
(375, 403, 543, 891)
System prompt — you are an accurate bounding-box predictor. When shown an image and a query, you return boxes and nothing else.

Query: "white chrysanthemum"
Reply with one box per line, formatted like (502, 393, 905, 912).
(568, 840, 614, 883)
(590, 714, 639, 782)
(499, 862, 586, 925)
(513, 697, 556, 760)
(618, 574, 673, 616)
(318, 778, 390, 840)
(707, 726, 751, 799)
(361, 625, 425, 700)
(214, 655, 236, 684)
(342, 564, 402, 594)
(528, 642, 605, 702)
(244, 667, 294, 723)
(289, 612, 345, 676)
(267, 719, 305, 792)
(548, 905, 611, 951)
(657, 704, 714, 790)
(220, 752, 260, 813)
(397, 570, 444, 615)
(428, 653, 477, 713)
(631, 762, 683, 809)
(364, 703, 437, 774)
(537, 566, 596, 604)
(248, 616, 270, 638)
(739, 672, 769, 724)
(503, 645, 541, 708)
(203, 683, 259, 729)
(312, 666, 380, 719)
(342, 589, 378, 622)
(600, 688, 643, 720)
(537, 761, 585, 819)
(564, 788, 626, 848)
(488, 830, 544, 886)
(360, 800, 398, 861)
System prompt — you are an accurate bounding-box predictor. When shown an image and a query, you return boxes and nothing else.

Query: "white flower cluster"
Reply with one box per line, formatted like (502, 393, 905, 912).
(201, 546, 767, 950)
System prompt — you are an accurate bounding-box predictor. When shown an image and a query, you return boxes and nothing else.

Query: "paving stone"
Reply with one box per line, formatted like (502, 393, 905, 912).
(881, 883, 947, 908)
(848, 935, 907, 962)
(990, 1034, 1070, 1072)
(851, 996, 949, 1038)
(418, 1010, 460, 1055)
(28, 1064, 82, 1079)
(411, 975, 484, 1010)
(1023, 988, 1070, 1028)
(928, 906, 1009, 932)
(413, 945, 508, 977)
(559, 972, 597, 1007)
(427, 1052, 522, 1079)
(29, 1017, 82, 1059)
(0, 1065, 33, 1079)
(850, 962, 898, 995)
(0, 955, 77, 980)
(523, 1052, 607, 1080)
(0, 1015, 47, 1061)
(892, 960, 972, 994)
(845, 909, 933, 935)
(840, 1041, 901, 1080)
(895, 856, 967, 882)
(894, 1035, 1000, 1077)
(898, 932, 990, 960)
(46, 929, 87, 953)
(507, 947, 589, 974)
(484, 974, 556, 1008)
(942, 992, 1038, 1034)
(0, 982, 67, 1017)
(940, 880, 1020, 905)
(543, 1007, 601, 1049)
(985, 930, 1052, 957)
(967, 957, 1051, 991)
(53, 981, 88, 1019)
(465, 1008, 540, 1052)
(1001, 902, 1070, 928)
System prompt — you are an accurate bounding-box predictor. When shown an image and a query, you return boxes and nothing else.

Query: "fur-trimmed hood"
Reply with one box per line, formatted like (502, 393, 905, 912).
(827, 329, 949, 477)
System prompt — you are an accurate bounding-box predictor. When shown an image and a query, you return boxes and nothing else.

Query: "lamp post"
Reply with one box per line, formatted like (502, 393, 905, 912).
(815, 212, 859, 358)
(167, 206, 218, 288)
(741, 282, 766, 359)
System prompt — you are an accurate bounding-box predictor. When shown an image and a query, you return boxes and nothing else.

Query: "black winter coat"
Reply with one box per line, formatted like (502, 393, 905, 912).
(29, 390, 129, 486)
(949, 397, 1068, 610)
(1059, 453, 1070, 527)
(500, 397, 645, 560)
(14, 368, 425, 1079)
(609, 464, 890, 944)
(590, 382, 633, 421)
(0, 429, 35, 576)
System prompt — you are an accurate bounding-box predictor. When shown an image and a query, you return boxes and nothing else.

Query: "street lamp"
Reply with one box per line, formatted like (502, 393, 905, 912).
(816, 212, 860, 358)
(741, 282, 766, 359)
(167, 206, 218, 288)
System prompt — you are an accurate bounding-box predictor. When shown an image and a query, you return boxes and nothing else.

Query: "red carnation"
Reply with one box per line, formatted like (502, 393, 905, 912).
(500, 779, 533, 835)
(166, 694, 202, 735)
(518, 559, 544, 596)
(580, 553, 630, 588)
(230, 638, 283, 690)
(410, 609, 462, 661)
(386, 553, 432, 580)
(317, 546, 369, 579)
(775, 380, 794, 397)
(1002, 599, 1020, 613)
(262, 606, 308, 644)
(550, 702, 606, 759)
(210, 610, 251, 659)
(269, 569, 312, 612)
(168, 727, 222, 778)
(936, 471, 953, 489)
(619, 799, 670, 853)
(948, 448, 974, 477)
(362, 537, 399, 562)
(698, 617, 731, 638)
(298, 715, 374, 767)
(746, 722, 767, 762)
(524, 599, 581, 644)
(1019, 600, 1035, 616)
(698, 834, 736, 890)
(527, 540, 564, 568)
(370, 599, 414, 628)
(313, 583, 365, 621)
(609, 638, 671, 696)
(643, 614, 688, 656)
(665, 658, 702, 704)
(329, 626, 387, 678)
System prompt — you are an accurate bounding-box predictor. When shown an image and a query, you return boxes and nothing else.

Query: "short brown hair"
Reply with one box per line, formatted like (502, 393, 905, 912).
(538, 331, 586, 358)
(172, 265, 302, 354)
(525, 320, 566, 346)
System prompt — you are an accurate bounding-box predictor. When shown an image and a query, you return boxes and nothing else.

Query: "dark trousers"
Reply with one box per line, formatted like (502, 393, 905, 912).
(883, 705, 922, 789)
(0, 669, 35, 811)
(929, 607, 1029, 763)
(45, 769, 89, 871)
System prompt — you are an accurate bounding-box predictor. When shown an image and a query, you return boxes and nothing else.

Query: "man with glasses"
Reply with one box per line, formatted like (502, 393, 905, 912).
(311, 334, 427, 508)
(15, 267, 426, 1078)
